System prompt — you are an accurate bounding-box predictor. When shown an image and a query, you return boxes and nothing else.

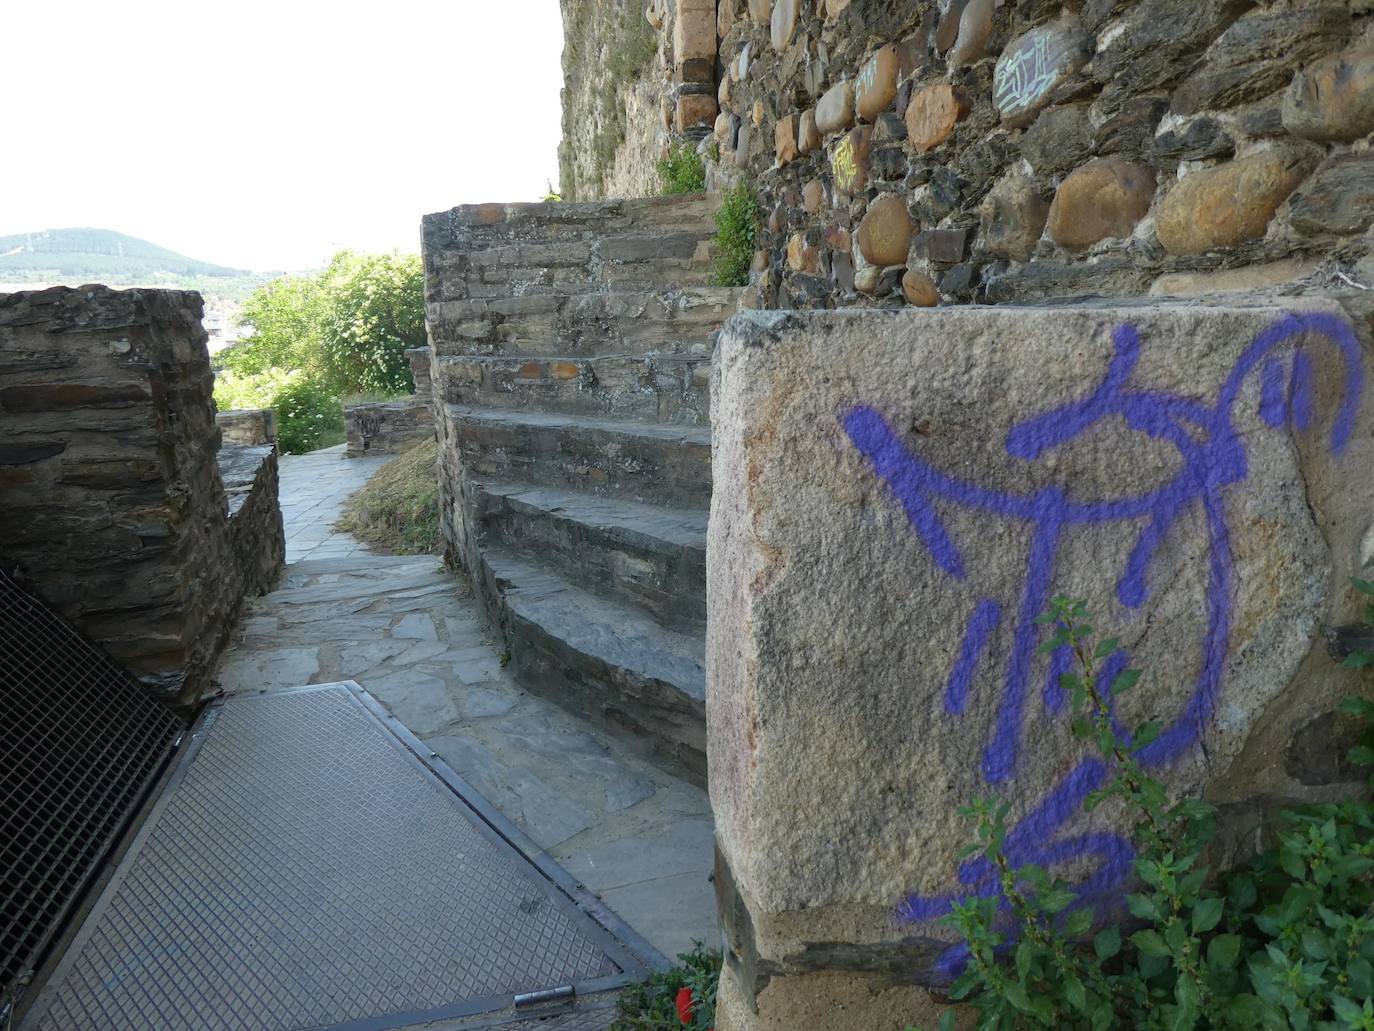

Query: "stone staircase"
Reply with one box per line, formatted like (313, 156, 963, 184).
(421, 194, 742, 785)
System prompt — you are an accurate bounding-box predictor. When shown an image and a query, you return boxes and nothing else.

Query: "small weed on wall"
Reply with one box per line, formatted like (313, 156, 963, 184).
(657, 143, 707, 196)
(711, 185, 759, 288)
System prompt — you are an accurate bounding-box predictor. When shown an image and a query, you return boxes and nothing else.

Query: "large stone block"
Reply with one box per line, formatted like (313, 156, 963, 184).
(709, 303, 1373, 1028)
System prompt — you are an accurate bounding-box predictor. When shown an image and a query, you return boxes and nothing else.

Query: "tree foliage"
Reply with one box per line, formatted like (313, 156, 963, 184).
(213, 249, 425, 453)
(221, 250, 424, 396)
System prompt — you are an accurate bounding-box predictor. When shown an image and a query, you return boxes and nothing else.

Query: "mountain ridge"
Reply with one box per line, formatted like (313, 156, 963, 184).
(0, 227, 248, 280)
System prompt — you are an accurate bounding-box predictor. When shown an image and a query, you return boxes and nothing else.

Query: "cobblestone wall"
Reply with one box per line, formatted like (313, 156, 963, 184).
(711, 0, 1374, 308)
(0, 286, 282, 703)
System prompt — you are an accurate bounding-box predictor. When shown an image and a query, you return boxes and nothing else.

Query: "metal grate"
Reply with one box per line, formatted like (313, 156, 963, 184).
(0, 569, 185, 1005)
(23, 684, 647, 1030)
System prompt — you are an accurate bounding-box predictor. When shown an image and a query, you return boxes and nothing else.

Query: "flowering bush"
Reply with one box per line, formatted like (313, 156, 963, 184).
(213, 368, 343, 455)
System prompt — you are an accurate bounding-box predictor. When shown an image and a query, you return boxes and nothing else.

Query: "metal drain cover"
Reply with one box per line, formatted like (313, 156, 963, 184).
(22, 684, 651, 1030)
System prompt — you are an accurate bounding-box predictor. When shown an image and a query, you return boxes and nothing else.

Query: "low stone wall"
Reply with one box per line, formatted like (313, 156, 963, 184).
(218, 443, 285, 602)
(406, 346, 434, 406)
(344, 398, 432, 457)
(216, 407, 278, 447)
(0, 286, 283, 704)
(708, 300, 1374, 1028)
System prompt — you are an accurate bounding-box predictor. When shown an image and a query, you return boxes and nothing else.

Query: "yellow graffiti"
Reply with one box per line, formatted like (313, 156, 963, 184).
(832, 137, 857, 191)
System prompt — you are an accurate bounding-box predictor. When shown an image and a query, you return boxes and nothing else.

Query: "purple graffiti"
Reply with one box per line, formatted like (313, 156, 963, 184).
(841, 312, 1363, 962)
(946, 600, 1002, 715)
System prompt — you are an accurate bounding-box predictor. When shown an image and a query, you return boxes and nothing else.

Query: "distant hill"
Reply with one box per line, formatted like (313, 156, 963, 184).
(0, 227, 249, 280)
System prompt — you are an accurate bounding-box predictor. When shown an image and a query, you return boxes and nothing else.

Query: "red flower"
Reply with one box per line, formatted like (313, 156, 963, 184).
(675, 986, 695, 1025)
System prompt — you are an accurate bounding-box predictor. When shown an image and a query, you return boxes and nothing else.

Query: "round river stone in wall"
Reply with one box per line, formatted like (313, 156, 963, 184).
(749, 0, 772, 27)
(1283, 49, 1374, 143)
(902, 269, 939, 306)
(855, 45, 899, 122)
(1156, 150, 1314, 256)
(979, 174, 1050, 262)
(857, 194, 913, 267)
(905, 83, 972, 153)
(816, 80, 856, 135)
(831, 125, 872, 198)
(771, 0, 799, 51)
(993, 20, 1090, 129)
(949, 0, 994, 67)
(1047, 158, 1157, 250)
(935, 0, 969, 53)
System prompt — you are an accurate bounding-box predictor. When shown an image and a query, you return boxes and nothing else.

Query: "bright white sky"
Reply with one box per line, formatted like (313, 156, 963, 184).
(2, 0, 566, 271)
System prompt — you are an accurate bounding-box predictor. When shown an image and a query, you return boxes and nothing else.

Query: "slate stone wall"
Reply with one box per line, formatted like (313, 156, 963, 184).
(0, 286, 283, 704)
(216, 407, 278, 447)
(344, 399, 432, 457)
(587, 0, 1374, 303)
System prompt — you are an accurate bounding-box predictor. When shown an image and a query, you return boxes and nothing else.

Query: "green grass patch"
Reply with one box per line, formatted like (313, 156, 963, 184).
(712, 184, 759, 288)
(657, 143, 706, 195)
(336, 438, 441, 555)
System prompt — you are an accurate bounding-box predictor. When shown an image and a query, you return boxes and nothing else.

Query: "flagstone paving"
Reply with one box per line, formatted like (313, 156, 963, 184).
(214, 445, 718, 961)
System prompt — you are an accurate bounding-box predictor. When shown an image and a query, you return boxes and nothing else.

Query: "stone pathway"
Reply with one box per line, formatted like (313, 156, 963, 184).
(279, 443, 390, 562)
(214, 445, 718, 960)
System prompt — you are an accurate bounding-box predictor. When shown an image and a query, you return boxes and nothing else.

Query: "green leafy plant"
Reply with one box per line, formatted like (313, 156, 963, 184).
(1342, 579, 1374, 671)
(214, 368, 345, 455)
(267, 377, 344, 455)
(657, 142, 707, 196)
(920, 593, 1374, 1030)
(214, 249, 423, 452)
(612, 944, 720, 1030)
(711, 184, 758, 288)
(317, 251, 425, 396)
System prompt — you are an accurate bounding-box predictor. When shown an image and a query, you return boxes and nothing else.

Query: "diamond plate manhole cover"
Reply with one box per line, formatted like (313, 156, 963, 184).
(21, 684, 654, 1030)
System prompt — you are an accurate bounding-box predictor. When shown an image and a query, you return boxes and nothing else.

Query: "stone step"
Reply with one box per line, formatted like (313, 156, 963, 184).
(428, 287, 744, 359)
(473, 546, 706, 783)
(473, 480, 707, 633)
(436, 352, 711, 425)
(423, 193, 723, 257)
(441, 404, 712, 508)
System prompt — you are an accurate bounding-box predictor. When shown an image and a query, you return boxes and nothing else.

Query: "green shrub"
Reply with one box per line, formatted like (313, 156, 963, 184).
(657, 143, 706, 196)
(221, 249, 424, 398)
(269, 378, 344, 455)
(612, 944, 720, 1030)
(917, 590, 1374, 1031)
(712, 184, 759, 288)
(214, 368, 344, 455)
(318, 251, 425, 396)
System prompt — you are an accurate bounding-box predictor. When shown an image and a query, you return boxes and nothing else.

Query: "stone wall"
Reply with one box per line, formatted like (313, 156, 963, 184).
(218, 442, 286, 603)
(707, 299, 1374, 1028)
(421, 193, 731, 581)
(643, 0, 1374, 309)
(344, 398, 432, 457)
(216, 407, 278, 447)
(342, 349, 437, 457)
(0, 286, 283, 704)
(559, 0, 722, 199)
